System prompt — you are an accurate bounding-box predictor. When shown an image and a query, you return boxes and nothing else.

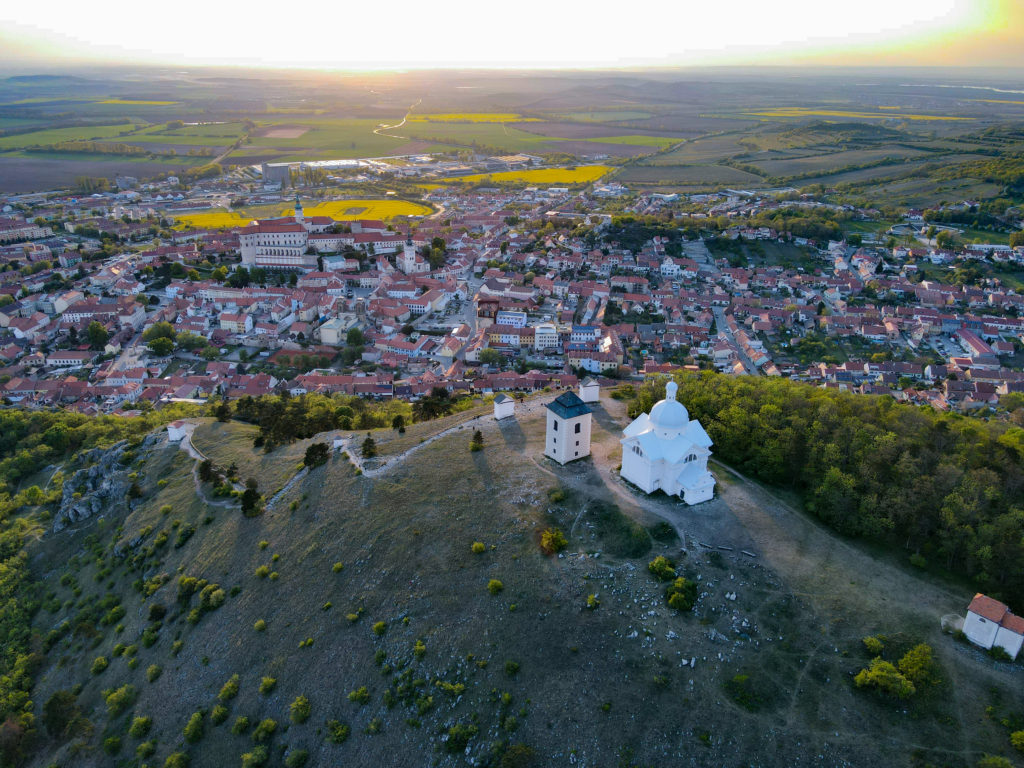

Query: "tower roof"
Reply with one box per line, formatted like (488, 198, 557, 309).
(546, 391, 592, 419)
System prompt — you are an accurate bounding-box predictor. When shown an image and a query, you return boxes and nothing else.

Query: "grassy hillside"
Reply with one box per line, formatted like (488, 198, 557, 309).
(21, 395, 1024, 768)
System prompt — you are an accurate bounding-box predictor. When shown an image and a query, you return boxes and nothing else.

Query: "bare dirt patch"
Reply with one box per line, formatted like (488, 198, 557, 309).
(256, 125, 309, 139)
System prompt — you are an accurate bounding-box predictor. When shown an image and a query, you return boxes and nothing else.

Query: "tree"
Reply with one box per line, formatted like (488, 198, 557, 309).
(187, 269, 200, 281)
(361, 435, 377, 458)
(854, 658, 915, 699)
(147, 337, 174, 356)
(200, 346, 220, 361)
(86, 321, 109, 349)
(346, 326, 365, 346)
(142, 322, 176, 343)
(303, 442, 330, 469)
(241, 485, 262, 516)
(470, 429, 484, 452)
(1010, 231, 1024, 248)
(391, 414, 405, 431)
(212, 265, 228, 281)
(176, 331, 206, 351)
(479, 348, 501, 366)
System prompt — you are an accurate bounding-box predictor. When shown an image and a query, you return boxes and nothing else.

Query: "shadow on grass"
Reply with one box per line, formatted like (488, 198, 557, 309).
(590, 402, 623, 436)
(497, 418, 526, 452)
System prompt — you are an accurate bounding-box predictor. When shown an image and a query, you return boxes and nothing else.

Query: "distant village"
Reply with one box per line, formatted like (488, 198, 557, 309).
(1, 158, 1023, 416)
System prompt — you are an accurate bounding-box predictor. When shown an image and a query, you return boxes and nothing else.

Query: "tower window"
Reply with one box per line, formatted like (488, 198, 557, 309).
(574, 423, 581, 434)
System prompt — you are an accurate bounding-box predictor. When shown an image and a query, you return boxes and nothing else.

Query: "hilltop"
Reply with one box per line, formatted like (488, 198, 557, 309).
(18, 394, 1024, 768)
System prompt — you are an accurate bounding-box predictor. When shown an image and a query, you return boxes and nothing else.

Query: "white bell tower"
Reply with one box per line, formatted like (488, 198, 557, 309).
(294, 194, 304, 224)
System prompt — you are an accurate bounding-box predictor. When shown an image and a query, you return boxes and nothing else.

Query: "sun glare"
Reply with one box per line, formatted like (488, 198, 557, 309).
(1, 0, 1018, 69)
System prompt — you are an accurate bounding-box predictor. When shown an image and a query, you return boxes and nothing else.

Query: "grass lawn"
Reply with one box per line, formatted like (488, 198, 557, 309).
(190, 420, 308, 496)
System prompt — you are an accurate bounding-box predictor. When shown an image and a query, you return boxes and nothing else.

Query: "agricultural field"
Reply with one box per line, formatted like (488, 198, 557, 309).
(444, 165, 613, 185)
(616, 164, 765, 186)
(749, 146, 930, 178)
(237, 119, 409, 161)
(0, 122, 141, 150)
(563, 110, 656, 122)
(0, 154, 201, 194)
(646, 135, 752, 165)
(741, 107, 976, 122)
(407, 113, 538, 123)
(171, 198, 432, 229)
(97, 99, 180, 106)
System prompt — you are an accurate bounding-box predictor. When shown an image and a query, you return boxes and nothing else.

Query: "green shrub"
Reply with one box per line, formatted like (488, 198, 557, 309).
(547, 487, 567, 503)
(414, 639, 426, 659)
(909, 553, 927, 568)
(988, 645, 1013, 662)
(241, 746, 269, 768)
(348, 686, 370, 705)
(103, 736, 121, 755)
(146, 664, 162, 683)
(183, 710, 204, 743)
(586, 594, 600, 610)
(976, 757, 1013, 768)
(647, 556, 676, 581)
(487, 579, 504, 595)
(251, 718, 277, 743)
(445, 722, 479, 753)
(1011, 730, 1024, 752)
(218, 674, 240, 701)
(136, 740, 156, 758)
(211, 704, 229, 725)
(290, 695, 311, 724)
(128, 716, 152, 738)
(665, 577, 697, 611)
(326, 719, 350, 744)
(231, 715, 251, 735)
(332, 561, 344, 573)
(91, 656, 108, 675)
(285, 749, 309, 768)
(505, 661, 519, 677)
(862, 636, 885, 656)
(259, 677, 276, 695)
(372, 621, 387, 636)
(103, 684, 137, 715)
(164, 752, 190, 768)
(254, 619, 267, 632)
(540, 528, 568, 555)
(255, 565, 270, 579)
(854, 658, 916, 699)
(471, 541, 486, 554)
(171, 639, 183, 656)
(897, 643, 936, 686)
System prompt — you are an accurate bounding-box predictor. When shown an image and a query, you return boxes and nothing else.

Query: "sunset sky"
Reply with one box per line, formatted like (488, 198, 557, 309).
(1, 0, 1021, 70)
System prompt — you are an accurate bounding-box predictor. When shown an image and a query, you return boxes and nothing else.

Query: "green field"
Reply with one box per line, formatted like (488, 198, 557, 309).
(564, 110, 655, 122)
(617, 164, 765, 186)
(584, 135, 679, 148)
(750, 146, 929, 178)
(0, 122, 140, 150)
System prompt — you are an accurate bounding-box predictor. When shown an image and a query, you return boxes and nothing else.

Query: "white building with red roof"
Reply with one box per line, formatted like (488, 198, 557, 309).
(964, 593, 1024, 659)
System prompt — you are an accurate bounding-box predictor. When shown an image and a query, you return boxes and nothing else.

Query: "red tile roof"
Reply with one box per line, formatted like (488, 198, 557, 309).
(968, 593, 1008, 623)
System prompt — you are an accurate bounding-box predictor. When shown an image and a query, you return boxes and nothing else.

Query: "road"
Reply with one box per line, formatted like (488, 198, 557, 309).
(713, 306, 760, 376)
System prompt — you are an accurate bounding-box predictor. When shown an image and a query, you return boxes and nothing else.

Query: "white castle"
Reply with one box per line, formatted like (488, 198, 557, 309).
(619, 381, 715, 505)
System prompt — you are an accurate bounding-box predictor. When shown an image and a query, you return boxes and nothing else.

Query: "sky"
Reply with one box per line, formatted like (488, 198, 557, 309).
(0, 0, 1021, 70)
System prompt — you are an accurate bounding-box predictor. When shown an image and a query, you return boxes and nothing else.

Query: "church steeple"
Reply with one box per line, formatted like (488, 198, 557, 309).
(294, 194, 303, 224)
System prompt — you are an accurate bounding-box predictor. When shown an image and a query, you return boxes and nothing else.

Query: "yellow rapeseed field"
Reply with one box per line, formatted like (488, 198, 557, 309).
(445, 166, 613, 185)
(408, 113, 538, 123)
(172, 199, 432, 229)
(744, 107, 973, 121)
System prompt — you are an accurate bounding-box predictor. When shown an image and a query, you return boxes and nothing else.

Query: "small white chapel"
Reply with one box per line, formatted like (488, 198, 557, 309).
(619, 381, 716, 505)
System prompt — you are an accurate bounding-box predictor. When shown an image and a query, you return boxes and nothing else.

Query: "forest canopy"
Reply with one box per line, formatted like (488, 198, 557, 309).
(626, 372, 1024, 609)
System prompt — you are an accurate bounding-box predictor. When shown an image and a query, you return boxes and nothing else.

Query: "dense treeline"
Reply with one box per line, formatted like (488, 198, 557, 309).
(626, 373, 1024, 608)
(0, 405, 199, 761)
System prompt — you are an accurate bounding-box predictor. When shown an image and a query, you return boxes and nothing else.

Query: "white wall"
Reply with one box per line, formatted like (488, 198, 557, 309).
(964, 611, 999, 649)
(545, 411, 591, 465)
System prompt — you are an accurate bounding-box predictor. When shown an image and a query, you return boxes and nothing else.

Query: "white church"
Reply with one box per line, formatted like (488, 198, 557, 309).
(619, 381, 716, 505)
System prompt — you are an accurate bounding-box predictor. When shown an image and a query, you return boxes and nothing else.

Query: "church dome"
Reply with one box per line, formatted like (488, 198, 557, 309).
(648, 381, 689, 433)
